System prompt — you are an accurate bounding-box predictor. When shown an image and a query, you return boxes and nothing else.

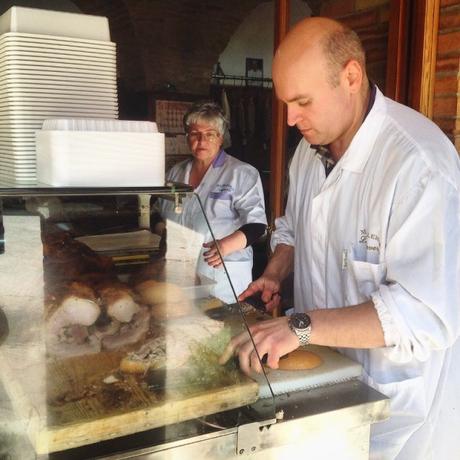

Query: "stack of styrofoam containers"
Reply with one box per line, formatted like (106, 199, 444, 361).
(0, 6, 118, 183)
(36, 119, 165, 186)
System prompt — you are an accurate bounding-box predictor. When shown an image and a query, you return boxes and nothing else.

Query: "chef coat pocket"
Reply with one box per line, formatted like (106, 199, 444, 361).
(208, 194, 235, 219)
(346, 259, 387, 302)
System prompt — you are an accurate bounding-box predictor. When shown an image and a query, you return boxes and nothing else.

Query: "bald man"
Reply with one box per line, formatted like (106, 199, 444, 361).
(221, 17, 460, 460)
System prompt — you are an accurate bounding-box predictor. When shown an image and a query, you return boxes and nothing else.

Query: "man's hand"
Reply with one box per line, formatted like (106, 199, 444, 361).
(219, 317, 299, 374)
(238, 274, 282, 312)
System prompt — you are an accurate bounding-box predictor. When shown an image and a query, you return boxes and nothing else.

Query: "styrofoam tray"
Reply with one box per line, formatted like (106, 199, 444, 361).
(0, 32, 116, 48)
(0, 7, 111, 42)
(0, 75, 117, 85)
(0, 49, 116, 62)
(0, 153, 36, 159)
(0, 155, 35, 161)
(0, 42, 116, 56)
(0, 56, 115, 70)
(0, 161, 35, 168)
(0, 100, 119, 109)
(0, 174, 35, 184)
(0, 141, 36, 148)
(0, 161, 35, 169)
(0, 82, 117, 92)
(0, 155, 35, 160)
(0, 93, 118, 102)
(0, 58, 116, 71)
(0, 96, 118, 104)
(0, 163, 35, 172)
(0, 117, 117, 122)
(0, 84, 118, 95)
(0, 74, 117, 85)
(0, 113, 117, 119)
(41, 119, 158, 132)
(0, 130, 38, 137)
(0, 120, 42, 126)
(0, 170, 36, 180)
(0, 146, 35, 153)
(0, 108, 118, 116)
(0, 64, 116, 75)
(0, 142, 36, 148)
(0, 64, 116, 74)
(36, 131, 165, 187)
(0, 153, 35, 160)
(0, 125, 38, 130)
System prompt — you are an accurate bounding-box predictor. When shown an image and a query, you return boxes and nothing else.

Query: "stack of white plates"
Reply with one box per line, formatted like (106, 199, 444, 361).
(0, 6, 118, 183)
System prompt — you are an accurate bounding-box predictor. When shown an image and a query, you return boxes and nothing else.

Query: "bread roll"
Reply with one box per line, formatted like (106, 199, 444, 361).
(278, 349, 323, 370)
(150, 301, 192, 321)
(135, 280, 186, 305)
(120, 356, 151, 374)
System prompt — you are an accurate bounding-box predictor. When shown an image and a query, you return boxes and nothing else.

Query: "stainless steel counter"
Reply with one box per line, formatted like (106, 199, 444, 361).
(91, 379, 389, 460)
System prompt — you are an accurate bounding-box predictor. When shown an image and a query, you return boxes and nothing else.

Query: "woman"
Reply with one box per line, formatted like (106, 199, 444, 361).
(162, 101, 267, 303)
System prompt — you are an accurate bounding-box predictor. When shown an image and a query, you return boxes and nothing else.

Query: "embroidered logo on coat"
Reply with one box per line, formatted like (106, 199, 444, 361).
(359, 229, 380, 252)
(209, 184, 233, 200)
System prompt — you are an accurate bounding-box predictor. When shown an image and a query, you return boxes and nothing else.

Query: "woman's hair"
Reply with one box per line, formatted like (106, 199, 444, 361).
(183, 101, 228, 135)
(321, 25, 366, 88)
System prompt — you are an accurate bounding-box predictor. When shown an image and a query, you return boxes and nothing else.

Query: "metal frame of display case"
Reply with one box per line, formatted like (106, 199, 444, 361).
(0, 183, 389, 460)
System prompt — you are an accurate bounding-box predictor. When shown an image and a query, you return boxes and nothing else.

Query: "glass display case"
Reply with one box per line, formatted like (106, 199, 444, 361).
(0, 183, 276, 459)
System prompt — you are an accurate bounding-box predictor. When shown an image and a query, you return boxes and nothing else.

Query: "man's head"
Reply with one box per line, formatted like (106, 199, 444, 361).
(272, 17, 369, 154)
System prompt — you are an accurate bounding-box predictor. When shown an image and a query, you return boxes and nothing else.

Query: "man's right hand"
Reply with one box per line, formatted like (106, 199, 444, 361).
(238, 274, 282, 312)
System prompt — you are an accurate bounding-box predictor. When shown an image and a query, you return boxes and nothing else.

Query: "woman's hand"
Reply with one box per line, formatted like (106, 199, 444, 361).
(203, 231, 247, 268)
(202, 239, 226, 268)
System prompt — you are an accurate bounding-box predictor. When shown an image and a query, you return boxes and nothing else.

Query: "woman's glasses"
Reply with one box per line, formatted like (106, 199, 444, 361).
(187, 130, 220, 143)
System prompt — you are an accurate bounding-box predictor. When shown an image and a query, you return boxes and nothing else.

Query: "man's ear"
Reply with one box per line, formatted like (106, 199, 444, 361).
(342, 59, 363, 93)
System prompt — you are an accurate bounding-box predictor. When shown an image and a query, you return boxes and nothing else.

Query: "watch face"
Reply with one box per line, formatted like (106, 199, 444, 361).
(291, 313, 311, 329)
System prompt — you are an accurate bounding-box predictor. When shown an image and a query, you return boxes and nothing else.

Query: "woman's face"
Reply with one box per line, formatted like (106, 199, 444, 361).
(187, 121, 223, 163)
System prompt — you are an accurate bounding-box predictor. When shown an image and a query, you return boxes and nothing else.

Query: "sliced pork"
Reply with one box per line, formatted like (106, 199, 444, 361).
(102, 306, 151, 351)
(46, 281, 101, 358)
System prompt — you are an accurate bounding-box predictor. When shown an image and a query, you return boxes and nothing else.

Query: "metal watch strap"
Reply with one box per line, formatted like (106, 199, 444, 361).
(288, 316, 311, 346)
(295, 327, 311, 346)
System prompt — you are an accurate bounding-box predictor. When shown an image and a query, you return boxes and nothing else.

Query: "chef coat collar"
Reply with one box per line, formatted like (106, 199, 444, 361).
(310, 83, 377, 174)
(338, 83, 385, 174)
(212, 149, 226, 168)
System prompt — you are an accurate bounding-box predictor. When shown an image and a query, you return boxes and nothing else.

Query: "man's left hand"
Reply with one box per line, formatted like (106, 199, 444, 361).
(219, 317, 299, 374)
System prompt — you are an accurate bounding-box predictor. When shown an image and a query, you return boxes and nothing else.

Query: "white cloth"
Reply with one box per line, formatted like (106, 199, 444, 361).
(163, 150, 267, 303)
(271, 87, 460, 459)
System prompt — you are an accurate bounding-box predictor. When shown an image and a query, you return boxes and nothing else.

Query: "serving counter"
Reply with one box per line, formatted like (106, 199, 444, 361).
(0, 184, 389, 459)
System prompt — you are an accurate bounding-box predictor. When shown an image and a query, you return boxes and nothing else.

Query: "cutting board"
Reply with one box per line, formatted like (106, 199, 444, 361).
(0, 345, 259, 454)
(253, 345, 363, 398)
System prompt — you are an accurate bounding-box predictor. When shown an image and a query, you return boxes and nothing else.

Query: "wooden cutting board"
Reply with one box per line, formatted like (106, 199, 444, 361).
(0, 345, 259, 454)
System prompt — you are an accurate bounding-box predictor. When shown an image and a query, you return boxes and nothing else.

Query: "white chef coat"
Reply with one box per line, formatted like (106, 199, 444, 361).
(271, 87, 460, 459)
(163, 150, 267, 303)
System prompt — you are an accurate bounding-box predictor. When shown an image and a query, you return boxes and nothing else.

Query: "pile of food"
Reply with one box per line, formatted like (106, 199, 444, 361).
(42, 228, 234, 388)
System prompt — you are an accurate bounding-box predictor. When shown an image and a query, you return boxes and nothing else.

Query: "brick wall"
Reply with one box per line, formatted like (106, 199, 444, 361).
(319, 0, 390, 90)
(75, 0, 264, 96)
(434, 0, 460, 151)
(73, 0, 390, 95)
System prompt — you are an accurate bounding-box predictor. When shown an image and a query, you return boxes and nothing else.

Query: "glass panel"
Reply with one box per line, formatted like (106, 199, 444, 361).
(0, 189, 275, 458)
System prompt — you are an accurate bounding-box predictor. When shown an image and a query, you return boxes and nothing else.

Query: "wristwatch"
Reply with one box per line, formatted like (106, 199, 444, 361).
(288, 313, 312, 346)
